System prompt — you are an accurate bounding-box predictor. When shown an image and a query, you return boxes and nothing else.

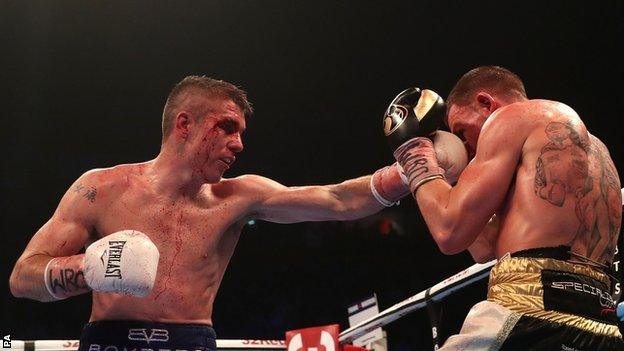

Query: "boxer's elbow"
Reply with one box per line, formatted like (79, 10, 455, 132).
(9, 264, 26, 298)
(427, 220, 458, 255)
(9, 261, 44, 301)
(434, 235, 465, 255)
(431, 227, 476, 256)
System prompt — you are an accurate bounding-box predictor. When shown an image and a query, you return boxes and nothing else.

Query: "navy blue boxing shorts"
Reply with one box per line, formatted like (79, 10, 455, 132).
(78, 320, 217, 351)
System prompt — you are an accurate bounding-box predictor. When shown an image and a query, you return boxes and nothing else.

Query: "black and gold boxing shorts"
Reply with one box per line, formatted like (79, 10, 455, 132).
(440, 247, 624, 350)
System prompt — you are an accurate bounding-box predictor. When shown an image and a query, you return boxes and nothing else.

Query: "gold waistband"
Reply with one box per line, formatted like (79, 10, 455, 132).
(487, 256, 619, 337)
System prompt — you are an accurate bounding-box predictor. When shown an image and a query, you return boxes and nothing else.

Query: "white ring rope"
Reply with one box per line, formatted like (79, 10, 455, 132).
(9, 339, 286, 351)
(11, 260, 496, 350)
(339, 260, 496, 344)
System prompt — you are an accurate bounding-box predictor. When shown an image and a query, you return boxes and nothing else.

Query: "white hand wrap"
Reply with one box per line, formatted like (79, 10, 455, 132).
(370, 163, 410, 206)
(43, 258, 64, 300)
(394, 137, 446, 192)
(84, 230, 159, 297)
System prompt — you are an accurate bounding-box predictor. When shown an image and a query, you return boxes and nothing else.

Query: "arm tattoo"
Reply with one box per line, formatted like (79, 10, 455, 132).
(83, 187, 97, 203)
(533, 122, 590, 206)
(73, 183, 97, 203)
(534, 157, 546, 191)
(581, 139, 622, 261)
(74, 183, 85, 193)
(534, 122, 621, 262)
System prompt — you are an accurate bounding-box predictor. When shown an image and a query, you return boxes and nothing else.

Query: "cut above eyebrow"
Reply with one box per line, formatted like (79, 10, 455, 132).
(222, 117, 246, 132)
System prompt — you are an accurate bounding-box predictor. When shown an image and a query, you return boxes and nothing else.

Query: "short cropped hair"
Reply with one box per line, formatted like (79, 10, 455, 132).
(447, 66, 527, 108)
(161, 76, 253, 141)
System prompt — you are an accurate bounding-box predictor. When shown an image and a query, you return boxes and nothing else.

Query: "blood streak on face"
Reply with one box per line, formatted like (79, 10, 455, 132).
(190, 99, 245, 183)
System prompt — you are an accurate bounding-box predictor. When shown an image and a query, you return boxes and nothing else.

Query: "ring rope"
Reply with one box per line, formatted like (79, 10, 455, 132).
(10, 339, 286, 351)
(338, 260, 496, 343)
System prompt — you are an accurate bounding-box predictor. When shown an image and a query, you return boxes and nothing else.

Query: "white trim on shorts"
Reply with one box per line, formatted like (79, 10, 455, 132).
(438, 300, 521, 351)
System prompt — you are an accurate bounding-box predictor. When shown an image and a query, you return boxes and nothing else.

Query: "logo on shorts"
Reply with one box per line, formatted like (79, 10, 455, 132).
(383, 104, 409, 136)
(127, 328, 170, 344)
(550, 280, 615, 308)
(101, 240, 126, 279)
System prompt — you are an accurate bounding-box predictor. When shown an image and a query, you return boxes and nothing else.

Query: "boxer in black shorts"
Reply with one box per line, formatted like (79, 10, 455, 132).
(385, 66, 624, 349)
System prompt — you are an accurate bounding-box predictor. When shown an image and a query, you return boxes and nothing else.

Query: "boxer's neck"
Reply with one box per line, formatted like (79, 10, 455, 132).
(148, 148, 207, 200)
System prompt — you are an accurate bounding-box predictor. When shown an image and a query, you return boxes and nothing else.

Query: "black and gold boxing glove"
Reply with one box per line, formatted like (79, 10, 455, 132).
(383, 87, 446, 151)
(383, 88, 447, 192)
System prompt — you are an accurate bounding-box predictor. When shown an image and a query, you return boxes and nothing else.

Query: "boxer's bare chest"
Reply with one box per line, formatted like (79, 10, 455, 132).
(92, 179, 250, 272)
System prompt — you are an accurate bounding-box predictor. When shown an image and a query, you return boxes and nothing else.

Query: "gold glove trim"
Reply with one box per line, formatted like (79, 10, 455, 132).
(414, 89, 440, 120)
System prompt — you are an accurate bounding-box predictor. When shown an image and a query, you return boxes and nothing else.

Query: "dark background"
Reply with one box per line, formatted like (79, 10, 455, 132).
(1, 1, 622, 350)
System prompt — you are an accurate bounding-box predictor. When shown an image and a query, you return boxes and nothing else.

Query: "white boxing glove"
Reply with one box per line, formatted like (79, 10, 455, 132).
(84, 230, 159, 297)
(432, 131, 469, 185)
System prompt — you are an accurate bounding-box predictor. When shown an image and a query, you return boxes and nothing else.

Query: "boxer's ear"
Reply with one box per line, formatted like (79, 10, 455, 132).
(476, 92, 498, 113)
(174, 111, 191, 139)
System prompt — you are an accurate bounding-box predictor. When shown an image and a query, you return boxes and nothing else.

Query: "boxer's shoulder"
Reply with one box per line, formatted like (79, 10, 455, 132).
(80, 163, 141, 183)
(484, 100, 581, 138)
(481, 103, 533, 138)
(514, 99, 582, 122)
(589, 133, 609, 153)
(228, 174, 283, 191)
(55, 166, 132, 223)
(214, 174, 285, 200)
(71, 163, 148, 203)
